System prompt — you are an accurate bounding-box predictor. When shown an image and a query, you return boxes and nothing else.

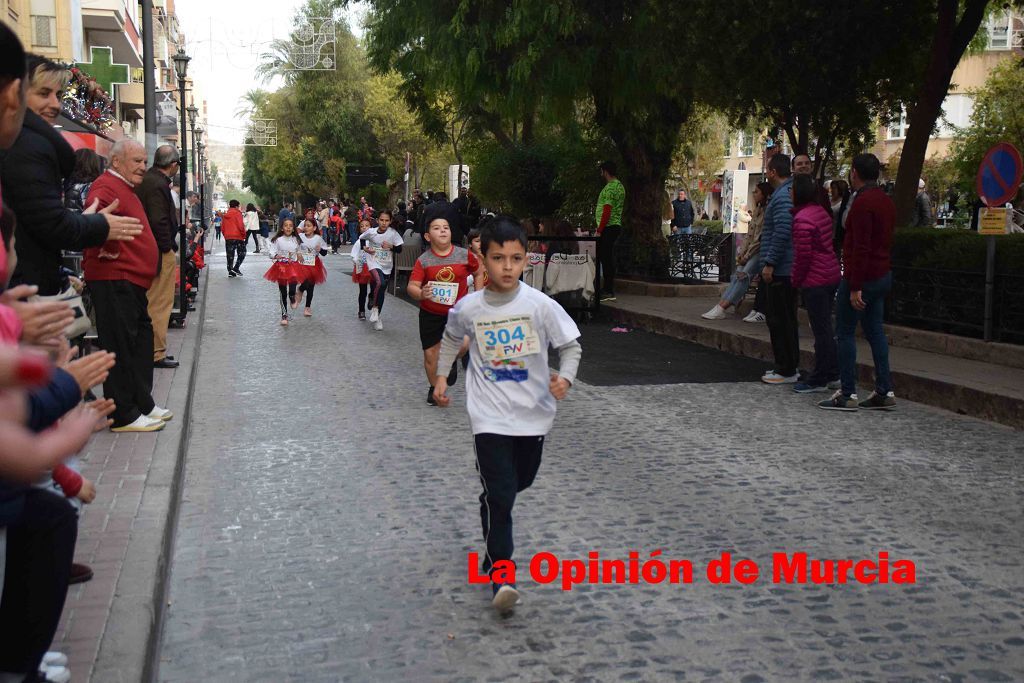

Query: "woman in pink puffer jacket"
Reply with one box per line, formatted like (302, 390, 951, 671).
(790, 174, 840, 392)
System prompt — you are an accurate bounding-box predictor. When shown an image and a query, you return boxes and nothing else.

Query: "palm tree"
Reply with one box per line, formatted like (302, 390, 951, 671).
(235, 89, 270, 120)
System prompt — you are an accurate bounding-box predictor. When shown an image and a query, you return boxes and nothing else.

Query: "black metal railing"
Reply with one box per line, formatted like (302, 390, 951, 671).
(666, 233, 733, 282)
(888, 266, 1024, 344)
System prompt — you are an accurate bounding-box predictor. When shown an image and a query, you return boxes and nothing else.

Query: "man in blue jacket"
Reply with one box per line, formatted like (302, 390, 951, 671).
(760, 154, 800, 384)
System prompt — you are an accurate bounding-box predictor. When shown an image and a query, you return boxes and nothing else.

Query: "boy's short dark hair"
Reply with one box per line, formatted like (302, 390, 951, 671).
(229, 199, 240, 208)
(599, 160, 617, 176)
(479, 214, 527, 255)
(852, 153, 881, 181)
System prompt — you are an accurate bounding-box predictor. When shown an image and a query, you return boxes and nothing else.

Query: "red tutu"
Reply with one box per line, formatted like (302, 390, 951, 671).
(351, 261, 372, 284)
(263, 260, 308, 284)
(305, 257, 327, 285)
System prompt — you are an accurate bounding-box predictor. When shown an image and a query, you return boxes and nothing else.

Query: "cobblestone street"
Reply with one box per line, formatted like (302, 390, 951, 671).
(156, 250, 1023, 682)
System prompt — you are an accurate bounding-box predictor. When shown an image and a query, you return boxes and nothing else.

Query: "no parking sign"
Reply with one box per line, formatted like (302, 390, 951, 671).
(976, 142, 1023, 208)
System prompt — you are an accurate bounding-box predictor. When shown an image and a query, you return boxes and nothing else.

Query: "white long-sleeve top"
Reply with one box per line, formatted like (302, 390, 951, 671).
(298, 233, 329, 254)
(244, 210, 260, 232)
(268, 235, 299, 260)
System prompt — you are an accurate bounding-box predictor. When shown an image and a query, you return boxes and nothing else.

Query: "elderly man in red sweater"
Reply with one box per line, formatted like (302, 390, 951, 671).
(819, 153, 896, 413)
(84, 139, 173, 432)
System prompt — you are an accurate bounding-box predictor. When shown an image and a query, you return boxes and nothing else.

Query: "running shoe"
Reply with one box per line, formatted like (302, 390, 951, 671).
(793, 382, 829, 394)
(304, 307, 312, 317)
(111, 415, 165, 433)
(447, 360, 458, 387)
(228, 270, 237, 278)
(701, 305, 727, 320)
(280, 316, 289, 327)
(234, 269, 243, 277)
(859, 391, 896, 410)
(427, 386, 437, 406)
(743, 311, 766, 323)
(373, 319, 383, 331)
(358, 311, 366, 321)
(147, 406, 174, 422)
(818, 391, 859, 412)
(492, 584, 521, 612)
(761, 371, 798, 384)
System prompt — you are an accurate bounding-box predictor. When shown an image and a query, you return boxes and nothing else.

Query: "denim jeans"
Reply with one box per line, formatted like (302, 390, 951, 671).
(346, 221, 360, 243)
(802, 283, 839, 386)
(836, 272, 893, 396)
(722, 257, 760, 306)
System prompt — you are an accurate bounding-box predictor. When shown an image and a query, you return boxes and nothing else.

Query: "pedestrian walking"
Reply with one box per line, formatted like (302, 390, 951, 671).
(296, 219, 329, 318)
(222, 200, 247, 276)
(244, 203, 261, 252)
(357, 211, 404, 331)
(595, 161, 625, 302)
(789, 174, 840, 394)
(819, 153, 897, 412)
(431, 215, 582, 613)
(760, 153, 800, 384)
(263, 218, 303, 326)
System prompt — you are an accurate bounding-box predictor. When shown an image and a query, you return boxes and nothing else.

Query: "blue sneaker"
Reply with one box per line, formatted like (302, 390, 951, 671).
(793, 382, 829, 394)
(492, 583, 520, 612)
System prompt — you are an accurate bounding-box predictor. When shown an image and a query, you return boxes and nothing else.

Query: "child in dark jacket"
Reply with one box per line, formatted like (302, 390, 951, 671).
(790, 174, 840, 393)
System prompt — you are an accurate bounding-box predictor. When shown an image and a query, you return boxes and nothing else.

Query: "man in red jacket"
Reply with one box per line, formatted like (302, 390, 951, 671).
(84, 139, 172, 432)
(819, 153, 896, 412)
(221, 199, 247, 276)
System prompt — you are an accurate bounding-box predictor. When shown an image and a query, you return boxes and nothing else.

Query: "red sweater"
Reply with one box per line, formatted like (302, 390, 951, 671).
(842, 186, 894, 291)
(83, 172, 159, 289)
(221, 207, 246, 240)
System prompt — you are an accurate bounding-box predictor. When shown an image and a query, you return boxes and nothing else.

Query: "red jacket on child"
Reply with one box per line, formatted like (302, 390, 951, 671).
(221, 207, 246, 240)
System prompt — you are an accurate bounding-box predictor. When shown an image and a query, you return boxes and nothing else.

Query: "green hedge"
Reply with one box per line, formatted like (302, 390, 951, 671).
(892, 227, 1024, 275)
(693, 220, 724, 234)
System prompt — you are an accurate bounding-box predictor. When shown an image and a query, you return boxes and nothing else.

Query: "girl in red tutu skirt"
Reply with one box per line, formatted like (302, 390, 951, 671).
(296, 218, 329, 317)
(264, 218, 303, 326)
(350, 218, 373, 320)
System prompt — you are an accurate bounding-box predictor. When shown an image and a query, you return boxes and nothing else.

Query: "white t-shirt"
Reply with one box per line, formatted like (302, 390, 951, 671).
(268, 235, 299, 260)
(445, 282, 581, 436)
(297, 233, 328, 265)
(359, 227, 404, 274)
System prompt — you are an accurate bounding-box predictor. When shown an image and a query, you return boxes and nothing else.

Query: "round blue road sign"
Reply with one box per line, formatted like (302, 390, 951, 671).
(976, 142, 1023, 207)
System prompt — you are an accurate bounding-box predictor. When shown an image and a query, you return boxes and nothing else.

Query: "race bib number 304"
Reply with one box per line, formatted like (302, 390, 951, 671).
(474, 315, 541, 361)
(301, 252, 317, 266)
(428, 281, 459, 306)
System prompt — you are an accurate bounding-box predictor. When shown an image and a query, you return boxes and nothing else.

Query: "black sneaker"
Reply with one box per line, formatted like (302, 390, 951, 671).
(447, 360, 458, 387)
(234, 269, 243, 276)
(427, 386, 438, 406)
(228, 270, 237, 277)
(818, 391, 858, 412)
(358, 311, 366, 321)
(859, 391, 896, 410)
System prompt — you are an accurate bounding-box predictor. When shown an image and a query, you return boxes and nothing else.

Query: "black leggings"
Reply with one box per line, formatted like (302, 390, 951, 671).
(246, 230, 261, 250)
(298, 280, 315, 307)
(597, 224, 621, 295)
(278, 282, 297, 316)
(358, 283, 368, 313)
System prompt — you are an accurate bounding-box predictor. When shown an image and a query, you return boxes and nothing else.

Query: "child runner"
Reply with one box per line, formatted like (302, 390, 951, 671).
(350, 218, 373, 320)
(433, 215, 582, 613)
(263, 218, 303, 326)
(358, 210, 404, 331)
(296, 218, 329, 318)
(408, 217, 482, 406)
(466, 228, 488, 291)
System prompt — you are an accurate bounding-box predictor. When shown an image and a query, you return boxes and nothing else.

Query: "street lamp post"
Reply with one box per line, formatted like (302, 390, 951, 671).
(186, 104, 198, 193)
(172, 46, 190, 326)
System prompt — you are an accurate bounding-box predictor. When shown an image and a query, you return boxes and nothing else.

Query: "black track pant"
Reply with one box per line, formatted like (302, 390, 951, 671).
(278, 283, 297, 316)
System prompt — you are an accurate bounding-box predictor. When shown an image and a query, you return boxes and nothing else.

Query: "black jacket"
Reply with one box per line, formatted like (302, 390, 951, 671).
(671, 198, 695, 228)
(0, 110, 110, 294)
(420, 199, 464, 244)
(136, 167, 179, 253)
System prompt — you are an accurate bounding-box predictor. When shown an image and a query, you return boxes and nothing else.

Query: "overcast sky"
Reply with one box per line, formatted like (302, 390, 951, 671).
(173, 0, 366, 146)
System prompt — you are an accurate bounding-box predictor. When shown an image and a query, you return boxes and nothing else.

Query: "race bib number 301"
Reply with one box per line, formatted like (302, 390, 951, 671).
(474, 315, 541, 361)
(428, 281, 459, 306)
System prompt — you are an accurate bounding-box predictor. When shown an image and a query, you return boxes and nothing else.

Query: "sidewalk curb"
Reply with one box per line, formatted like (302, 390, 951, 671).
(606, 305, 1024, 430)
(89, 272, 210, 683)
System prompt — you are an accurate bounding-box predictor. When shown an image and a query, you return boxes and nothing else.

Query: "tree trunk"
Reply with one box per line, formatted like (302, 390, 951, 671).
(615, 140, 672, 280)
(894, 0, 989, 226)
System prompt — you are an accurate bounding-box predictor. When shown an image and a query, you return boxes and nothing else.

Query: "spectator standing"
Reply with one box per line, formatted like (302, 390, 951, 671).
(0, 55, 142, 295)
(595, 161, 625, 302)
(421, 191, 464, 245)
(222, 199, 247, 276)
(277, 202, 295, 229)
(344, 201, 360, 244)
(135, 144, 182, 370)
(760, 153, 799, 384)
(792, 152, 833, 215)
(671, 189, 695, 234)
(84, 139, 171, 432)
(64, 148, 105, 214)
(829, 179, 852, 258)
(790, 174, 840, 393)
(910, 179, 934, 227)
(819, 153, 897, 412)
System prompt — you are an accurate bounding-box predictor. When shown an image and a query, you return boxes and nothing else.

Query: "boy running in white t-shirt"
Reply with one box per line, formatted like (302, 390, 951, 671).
(434, 215, 582, 613)
(358, 210, 404, 331)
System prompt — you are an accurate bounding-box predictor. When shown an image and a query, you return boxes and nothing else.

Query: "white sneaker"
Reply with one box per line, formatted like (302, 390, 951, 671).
(41, 665, 71, 683)
(701, 305, 726, 320)
(147, 406, 174, 422)
(42, 653, 68, 667)
(492, 584, 521, 612)
(373, 319, 383, 331)
(368, 307, 379, 323)
(761, 371, 799, 385)
(111, 415, 165, 433)
(744, 311, 766, 323)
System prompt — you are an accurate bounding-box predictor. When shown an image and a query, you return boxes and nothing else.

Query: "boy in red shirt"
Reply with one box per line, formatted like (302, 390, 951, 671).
(408, 217, 482, 406)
